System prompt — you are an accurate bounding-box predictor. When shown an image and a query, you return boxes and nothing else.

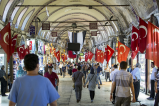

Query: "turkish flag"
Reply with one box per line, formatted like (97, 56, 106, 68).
(118, 41, 130, 63)
(79, 56, 81, 61)
(100, 51, 104, 63)
(104, 48, 107, 60)
(131, 26, 139, 51)
(131, 46, 139, 59)
(11, 34, 18, 54)
(17, 45, 25, 60)
(106, 45, 114, 63)
(96, 49, 101, 62)
(139, 17, 148, 53)
(25, 46, 30, 55)
(146, 22, 159, 67)
(85, 52, 89, 62)
(0, 23, 12, 62)
(88, 51, 93, 60)
(68, 50, 76, 58)
(29, 41, 32, 50)
(61, 54, 65, 62)
(56, 51, 60, 62)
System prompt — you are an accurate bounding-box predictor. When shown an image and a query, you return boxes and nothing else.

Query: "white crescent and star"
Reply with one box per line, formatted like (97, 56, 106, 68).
(11, 38, 17, 46)
(119, 45, 126, 54)
(19, 47, 24, 53)
(153, 28, 159, 34)
(108, 50, 111, 55)
(132, 32, 138, 41)
(3, 32, 9, 45)
(140, 25, 147, 38)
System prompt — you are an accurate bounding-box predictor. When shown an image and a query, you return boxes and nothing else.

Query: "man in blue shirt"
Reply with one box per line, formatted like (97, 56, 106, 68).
(8, 54, 60, 106)
(131, 63, 141, 102)
(96, 63, 102, 85)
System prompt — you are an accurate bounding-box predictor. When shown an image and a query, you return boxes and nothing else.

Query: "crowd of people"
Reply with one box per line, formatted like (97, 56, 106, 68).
(0, 54, 158, 106)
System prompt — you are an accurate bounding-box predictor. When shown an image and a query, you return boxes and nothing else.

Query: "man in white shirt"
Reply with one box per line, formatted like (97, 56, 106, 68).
(147, 62, 157, 100)
(110, 64, 119, 104)
(104, 64, 110, 82)
(131, 63, 141, 102)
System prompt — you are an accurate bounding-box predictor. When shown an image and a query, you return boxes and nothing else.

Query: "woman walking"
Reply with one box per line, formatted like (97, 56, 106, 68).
(84, 68, 100, 103)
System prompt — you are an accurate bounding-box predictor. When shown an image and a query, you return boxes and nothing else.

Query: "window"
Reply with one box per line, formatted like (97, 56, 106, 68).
(11, 3, 22, 21)
(15, 8, 28, 28)
(21, 10, 34, 30)
(2, 0, 14, 22)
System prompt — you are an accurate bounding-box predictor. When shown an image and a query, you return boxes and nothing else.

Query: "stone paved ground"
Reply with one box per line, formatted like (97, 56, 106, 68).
(0, 74, 155, 106)
(57, 75, 155, 106)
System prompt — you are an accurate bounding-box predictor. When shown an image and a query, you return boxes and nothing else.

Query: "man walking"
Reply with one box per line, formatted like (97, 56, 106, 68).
(131, 63, 141, 102)
(59, 62, 63, 76)
(110, 64, 119, 104)
(104, 64, 110, 82)
(8, 54, 60, 106)
(96, 63, 102, 85)
(147, 62, 157, 100)
(72, 66, 85, 103)
(0, 65, 7, 96)
(110, 61, 136, 106)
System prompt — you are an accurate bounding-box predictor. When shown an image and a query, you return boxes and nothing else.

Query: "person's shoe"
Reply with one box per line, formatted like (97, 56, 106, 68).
(100, 84, 102, 85)
(91, 100, 93, 103)
(112, 101, 115, 104)
(2, 95, 7, 97)
(147, 97, 154, 100)
(77, 99, 80, 103)
(136, 100, 141, 102)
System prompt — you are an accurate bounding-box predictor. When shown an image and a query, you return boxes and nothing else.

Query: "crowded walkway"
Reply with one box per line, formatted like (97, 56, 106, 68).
(0, 74, 155, 106)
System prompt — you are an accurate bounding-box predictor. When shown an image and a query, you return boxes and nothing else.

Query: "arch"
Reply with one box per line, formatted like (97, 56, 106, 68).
(15, 8, 28, 28)
(2, 0, 14, 22)
(21, 9, 35, 30)
(11, 2, 22, 21)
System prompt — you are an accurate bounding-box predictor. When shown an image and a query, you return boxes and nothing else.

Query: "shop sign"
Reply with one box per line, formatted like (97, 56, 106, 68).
(91, 31, 97, 36)
(42, 23, 50, 30)
(51, 32, 57, 37)
(30, 25, 35, 35)
(89, 23, 97, 30)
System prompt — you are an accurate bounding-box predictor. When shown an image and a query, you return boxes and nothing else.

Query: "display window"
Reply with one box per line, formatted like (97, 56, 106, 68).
(0, 54, 5, 66)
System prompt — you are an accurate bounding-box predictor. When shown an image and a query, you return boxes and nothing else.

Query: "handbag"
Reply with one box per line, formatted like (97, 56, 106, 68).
(87, 74, 95, 88)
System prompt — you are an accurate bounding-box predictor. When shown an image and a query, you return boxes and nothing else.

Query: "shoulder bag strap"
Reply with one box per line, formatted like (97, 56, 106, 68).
(89, 74, 95, 83)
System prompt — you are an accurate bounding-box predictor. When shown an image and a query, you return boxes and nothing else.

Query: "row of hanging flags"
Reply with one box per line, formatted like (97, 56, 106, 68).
(131, 17, 159, 67)
(0, 23, 30, 62)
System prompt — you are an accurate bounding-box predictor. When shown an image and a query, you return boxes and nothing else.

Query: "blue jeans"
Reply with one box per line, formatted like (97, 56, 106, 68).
(96, 73, 102, 84)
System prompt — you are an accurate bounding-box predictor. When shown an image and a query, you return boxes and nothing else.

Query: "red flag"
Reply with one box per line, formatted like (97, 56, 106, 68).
(85, 52, 89, 62)
(25, 46, 30, 55)
(88, 51, 93, 60)
(53, 48, 56, 58)
(79, 56, 81, 61)
(17, 45, 25, 60)
(29, 41, 32, 50)
(146, 22, 159, 67)
(11, 34, 18, 54)
(68, 50, 76, 58)
(139, 17, 148, 53)
(96, 49, 101, 62)
(131, 26, 139, 51)
(118, 41, 130, 63)
(61, 54, 65, 62)
(131, 46, 139, 59)
(56, 51, 60, 62)
(106, 45, 114, 63)
(100, 51, 104, 63)
(0, 23, 12, 62)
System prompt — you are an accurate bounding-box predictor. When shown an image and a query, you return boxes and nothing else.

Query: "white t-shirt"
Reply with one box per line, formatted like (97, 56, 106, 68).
(104, 66, 110, 72)
(59, 64, 63, 68)
(110, 69, 119, 81)
(151, 67, 157, 80)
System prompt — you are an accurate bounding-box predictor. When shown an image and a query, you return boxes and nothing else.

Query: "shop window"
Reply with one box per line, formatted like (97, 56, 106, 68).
(2, 0, 14, 22)
(11, 3, 22, 22)
(15, 8, 28, 28)
(21, 10, 34, 30)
